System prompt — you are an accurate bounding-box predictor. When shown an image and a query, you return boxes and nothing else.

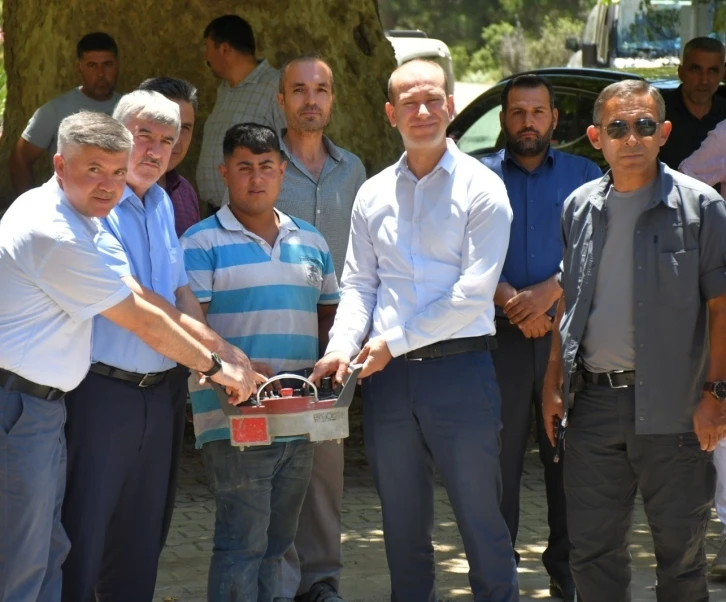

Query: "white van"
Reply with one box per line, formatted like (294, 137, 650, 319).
(385, 30, 456, 96)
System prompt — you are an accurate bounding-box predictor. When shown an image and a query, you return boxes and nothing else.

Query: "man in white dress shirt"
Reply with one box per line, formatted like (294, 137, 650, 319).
(312, 60, 519, 602)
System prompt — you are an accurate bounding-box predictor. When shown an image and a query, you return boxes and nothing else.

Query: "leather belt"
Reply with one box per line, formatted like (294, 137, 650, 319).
(404, 336, 497, 361)
(583, 370, 636, 389)
(89, 363, 170, 388)
(0, 368, 66, 401)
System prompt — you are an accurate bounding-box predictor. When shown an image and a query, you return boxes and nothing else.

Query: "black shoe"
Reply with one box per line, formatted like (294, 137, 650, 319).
(303, 582, 345, 602)
(549, 577, 576, 602)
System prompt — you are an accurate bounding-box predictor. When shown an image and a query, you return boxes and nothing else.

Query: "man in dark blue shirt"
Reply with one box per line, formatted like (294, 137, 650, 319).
(482, 73, 601, 602)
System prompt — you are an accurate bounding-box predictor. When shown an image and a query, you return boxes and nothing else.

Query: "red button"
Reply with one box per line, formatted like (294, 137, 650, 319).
(280, 388, 294, 397)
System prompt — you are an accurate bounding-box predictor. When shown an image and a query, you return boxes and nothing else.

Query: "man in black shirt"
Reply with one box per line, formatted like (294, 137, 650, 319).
(660, 37, 726, 171)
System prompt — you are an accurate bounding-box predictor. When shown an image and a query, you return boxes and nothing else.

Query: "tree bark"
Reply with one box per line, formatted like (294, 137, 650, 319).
(0, 0, 401, 204)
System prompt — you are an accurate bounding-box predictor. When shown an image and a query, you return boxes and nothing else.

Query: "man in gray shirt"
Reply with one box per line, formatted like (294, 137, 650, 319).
(274, 54, 365, 602)
(543, 80, 726, 602)
(8, 32, 121, 196)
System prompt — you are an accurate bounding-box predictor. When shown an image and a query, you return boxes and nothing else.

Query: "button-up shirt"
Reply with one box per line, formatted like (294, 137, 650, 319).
(660, 85, 726, 171)
(196, 60, 286, 207)
(92, 184, 188, 373)
(164, 169, 200, 238)
(0, 178, 130, 391)
(327, 139, 513, 359)
(276, 131, 366, 279)
(559, 163, 726, 434)
(482, 147, 601, 291)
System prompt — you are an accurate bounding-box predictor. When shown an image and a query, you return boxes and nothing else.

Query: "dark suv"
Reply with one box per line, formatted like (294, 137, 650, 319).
(447, 68, 697, 168)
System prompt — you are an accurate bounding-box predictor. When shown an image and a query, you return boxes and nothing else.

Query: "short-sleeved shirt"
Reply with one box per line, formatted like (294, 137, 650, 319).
(481, 147, 602, 293)
(196, 60, 286, 207)
(22, 87, 121, 161)
(181, 205, 340, 447)
(163, 169, 200, 238)
(558, 162, 726, 434)
(0, 178, 131, 391)
(660, 85, 726, 171)
(92, 184, 188, 373)
(276, 131, 367, 279)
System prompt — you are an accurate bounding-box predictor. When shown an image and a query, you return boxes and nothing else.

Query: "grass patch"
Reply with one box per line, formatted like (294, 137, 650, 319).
(612, 66, 678, 81)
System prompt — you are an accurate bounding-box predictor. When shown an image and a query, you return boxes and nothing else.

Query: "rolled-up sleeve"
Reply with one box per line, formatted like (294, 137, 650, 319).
(383, 180, 512, 357)
(699, 197, 726, 300)
(326, 193, 379, 358)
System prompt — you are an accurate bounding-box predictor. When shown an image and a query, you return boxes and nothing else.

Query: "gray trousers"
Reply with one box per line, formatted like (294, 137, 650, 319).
(280, 440, 344, 597)
(565, 383, 715, 602)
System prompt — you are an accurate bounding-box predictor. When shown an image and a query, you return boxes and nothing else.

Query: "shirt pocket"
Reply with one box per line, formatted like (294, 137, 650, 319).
(655, 249, 700, 307)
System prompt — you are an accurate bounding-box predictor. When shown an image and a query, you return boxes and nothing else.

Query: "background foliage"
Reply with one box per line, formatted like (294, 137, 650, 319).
(378, 0, 598, 81)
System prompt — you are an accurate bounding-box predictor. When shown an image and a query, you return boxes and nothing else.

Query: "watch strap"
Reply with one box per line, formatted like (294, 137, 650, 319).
(202, 352, 223, 377)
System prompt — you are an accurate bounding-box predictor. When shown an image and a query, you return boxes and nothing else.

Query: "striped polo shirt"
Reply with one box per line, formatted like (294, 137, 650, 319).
(180, 205, 340, 447)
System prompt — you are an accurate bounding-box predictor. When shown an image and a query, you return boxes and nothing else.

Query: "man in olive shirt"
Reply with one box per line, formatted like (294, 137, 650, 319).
(543, 80, 726, 602)
(660, 37, 726, 172)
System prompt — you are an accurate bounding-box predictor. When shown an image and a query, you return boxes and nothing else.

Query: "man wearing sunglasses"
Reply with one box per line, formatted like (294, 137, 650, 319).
(542, 79, 726, 602)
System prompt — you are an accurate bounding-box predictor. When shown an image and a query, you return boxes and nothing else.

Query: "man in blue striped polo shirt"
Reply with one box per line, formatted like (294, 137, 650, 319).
(181, 123, 339, 602)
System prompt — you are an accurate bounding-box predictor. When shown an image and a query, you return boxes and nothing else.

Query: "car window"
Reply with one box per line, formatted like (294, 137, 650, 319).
(552, 92, 578, 146)
(456, 102, 502, 155)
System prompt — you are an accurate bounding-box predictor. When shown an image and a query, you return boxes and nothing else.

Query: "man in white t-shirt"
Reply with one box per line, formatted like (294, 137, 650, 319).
(8, 32, 122, 196)
(0, 111, 260, 602)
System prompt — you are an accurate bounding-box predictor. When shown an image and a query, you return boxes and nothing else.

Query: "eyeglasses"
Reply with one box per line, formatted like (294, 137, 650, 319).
(599, 118, 661, 140)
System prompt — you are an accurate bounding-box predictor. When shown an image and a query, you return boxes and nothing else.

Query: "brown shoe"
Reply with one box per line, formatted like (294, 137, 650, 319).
(711, 541, 726, 577)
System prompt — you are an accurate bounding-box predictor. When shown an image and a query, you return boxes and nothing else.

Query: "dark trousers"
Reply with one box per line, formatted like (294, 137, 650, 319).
(565, 384, 715, 602)
(160, 365, 190, 549)
(0, 390, 68, 602)
(491, 323, 570, 581)
(61, 372, 174, 602)
(362, 352, 519, 602)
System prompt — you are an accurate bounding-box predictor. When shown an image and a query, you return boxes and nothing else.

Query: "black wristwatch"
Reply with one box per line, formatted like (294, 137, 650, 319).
(202, 352, 223, 377)
(704, 381, 726, 401)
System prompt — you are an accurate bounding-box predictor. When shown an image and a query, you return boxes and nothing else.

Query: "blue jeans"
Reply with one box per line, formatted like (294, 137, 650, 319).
(203, 439, 314, 602)
(362, 352, 519, 602)
(0, 389, 69, 602)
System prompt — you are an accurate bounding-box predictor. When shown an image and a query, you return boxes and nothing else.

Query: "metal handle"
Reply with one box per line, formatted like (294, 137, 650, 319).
(255, 373, 318, 405)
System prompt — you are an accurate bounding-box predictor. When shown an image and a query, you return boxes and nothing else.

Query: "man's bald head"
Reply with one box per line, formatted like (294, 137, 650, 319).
(387, 59, 448, 104)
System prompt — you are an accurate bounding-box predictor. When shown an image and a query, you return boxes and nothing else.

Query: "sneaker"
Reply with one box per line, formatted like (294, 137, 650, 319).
(711, 541, 726, 577)
(303, 581, 345, 602)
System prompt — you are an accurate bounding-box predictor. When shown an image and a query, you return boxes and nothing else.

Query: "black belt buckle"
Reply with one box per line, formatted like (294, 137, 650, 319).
(138, 373, 158, 388)
(606, 370, 630, 389)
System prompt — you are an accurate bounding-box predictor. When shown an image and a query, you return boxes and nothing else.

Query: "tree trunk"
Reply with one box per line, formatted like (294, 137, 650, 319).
(0, 0, 401, 204)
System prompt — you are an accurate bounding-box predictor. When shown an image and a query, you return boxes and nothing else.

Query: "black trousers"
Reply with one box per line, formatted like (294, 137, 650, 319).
(491, 321, 570, 582)
(160, 365, 190, 549)
(565, 384, 715, 602)
(61, 371, 173, 602)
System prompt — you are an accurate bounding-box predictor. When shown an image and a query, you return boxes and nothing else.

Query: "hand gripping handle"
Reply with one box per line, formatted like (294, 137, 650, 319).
(255, 373, 318, 405)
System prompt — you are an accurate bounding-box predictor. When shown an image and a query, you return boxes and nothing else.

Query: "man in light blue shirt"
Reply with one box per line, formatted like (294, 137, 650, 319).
(313, 60, 518, 602)
(60, 93, 264, 602)
(0, 111, 259, 602)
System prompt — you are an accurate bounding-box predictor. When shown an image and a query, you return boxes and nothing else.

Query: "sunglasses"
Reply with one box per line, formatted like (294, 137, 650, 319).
(600, 118, 661, 139)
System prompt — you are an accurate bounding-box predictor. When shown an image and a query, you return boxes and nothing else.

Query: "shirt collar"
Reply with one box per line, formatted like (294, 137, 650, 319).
(228, 59, 271, 88)
(395, 138, 458, 180)
(279, 129, 344, 163)
(502, 145, 556, 171)
(118, 182, 167, 210)
(588, 161, 676, 210)
(216, 205, 299, 237)
(48, 176, 99, 233)
(674, 84, 725, 120)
